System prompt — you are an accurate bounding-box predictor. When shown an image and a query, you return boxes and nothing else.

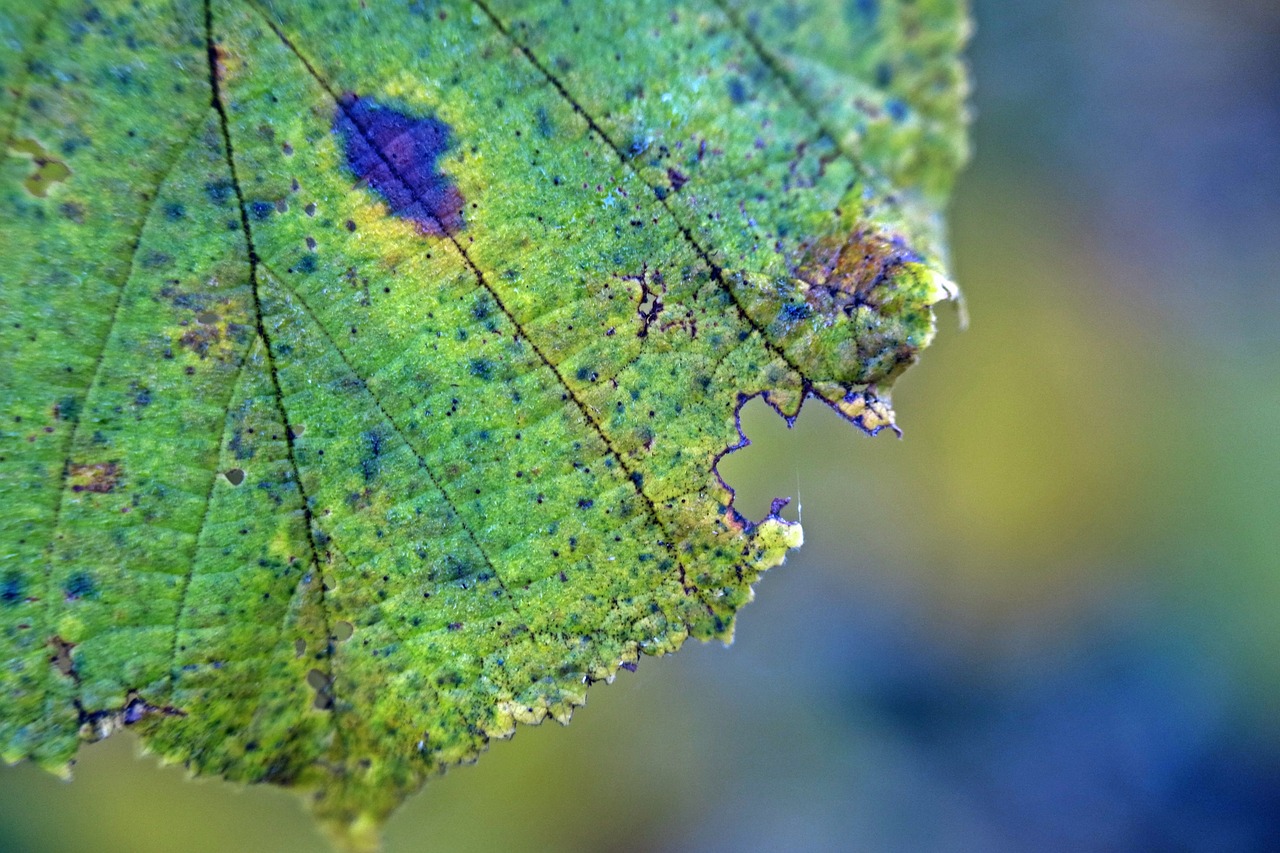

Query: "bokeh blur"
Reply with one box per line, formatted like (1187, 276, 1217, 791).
(3, 1, 1279, 850)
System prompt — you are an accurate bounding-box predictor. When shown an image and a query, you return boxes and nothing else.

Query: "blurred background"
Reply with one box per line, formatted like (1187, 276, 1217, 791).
(3, 0, 1279, 850)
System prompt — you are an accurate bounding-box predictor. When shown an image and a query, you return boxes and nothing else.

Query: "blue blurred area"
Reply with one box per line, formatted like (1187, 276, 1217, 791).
(974, 0, 1280, 336)
(676, 557, 1280, 853)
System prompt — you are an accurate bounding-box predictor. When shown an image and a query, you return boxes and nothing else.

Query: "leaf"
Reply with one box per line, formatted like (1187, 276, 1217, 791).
(0, 0, 968, 848)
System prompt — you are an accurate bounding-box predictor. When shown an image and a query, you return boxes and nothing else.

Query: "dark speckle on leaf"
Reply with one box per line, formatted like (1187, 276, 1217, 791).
(1, 571, 24, 606)
(782, 302, 813, 322)
(54, 395, 81, 422)
(63, 571, 96, 601)
(204, 180, 233, 205)
(334, 93, 465, 236)
(535, 105, 553, 139)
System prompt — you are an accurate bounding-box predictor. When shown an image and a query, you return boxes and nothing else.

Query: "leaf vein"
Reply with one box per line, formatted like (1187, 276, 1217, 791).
(205, 0, 346, 754)
(258, 262, 533, 631)
(243, 0, 711, 611)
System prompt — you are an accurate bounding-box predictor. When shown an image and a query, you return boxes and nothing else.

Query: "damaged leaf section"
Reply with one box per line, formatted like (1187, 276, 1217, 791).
(333, 93, 465, 236)
(735, 225, 956, 393)
(78, 691, 186, 743)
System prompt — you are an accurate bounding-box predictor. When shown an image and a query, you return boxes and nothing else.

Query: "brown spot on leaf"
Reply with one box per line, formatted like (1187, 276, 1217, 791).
(9, 137, 71, 197)
(49, 635, 76, 679)
(179, 323, 222, 357)
(793, 228, 923, 313)
(68, 461, 119, 494)
(307, 668, 334, 711)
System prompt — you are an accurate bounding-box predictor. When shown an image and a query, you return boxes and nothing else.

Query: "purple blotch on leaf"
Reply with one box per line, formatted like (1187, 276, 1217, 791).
(333, 93, 464, 236)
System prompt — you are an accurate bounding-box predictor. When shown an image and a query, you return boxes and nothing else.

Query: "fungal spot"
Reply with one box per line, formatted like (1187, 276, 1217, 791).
(1, 571, 24, 606)
(360, 429, 384, 483)
(68, 461, 119, 494)
(53, 396, 81, 423)
(794, 228, 925, 312)
(535, 105, 553, 139)
(225, 468, 245, 486)
(9, 137, 71, 197)
(749, 225, 956, 389)
(59, 201, 86, 223)
(49, 635, 76, 678)
(334, 621, 354, 642)
(307, 668, 334, 710)
(178, 324, 221, 357)
(629, 266, 666, 337)
(205, 179, 234, 205)
(333, 93, 465, 236)
(63, 571, 96, 601)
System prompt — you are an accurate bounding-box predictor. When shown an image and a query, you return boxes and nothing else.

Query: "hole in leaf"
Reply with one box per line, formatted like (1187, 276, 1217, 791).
(334, 621, 354, 642)
(715, 397, 804, 523)
(196, 311, 219, 324)
(717, 395, 900, 527)
(225, 468, 245, 486)
(294, 638, 306, 658)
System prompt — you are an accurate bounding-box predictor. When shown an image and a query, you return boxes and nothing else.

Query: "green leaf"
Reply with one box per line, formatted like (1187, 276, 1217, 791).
(1, 0, 967, 848)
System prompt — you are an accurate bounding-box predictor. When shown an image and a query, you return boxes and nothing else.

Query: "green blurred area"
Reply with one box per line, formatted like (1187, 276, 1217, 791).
(4, 0, 1279, 850)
